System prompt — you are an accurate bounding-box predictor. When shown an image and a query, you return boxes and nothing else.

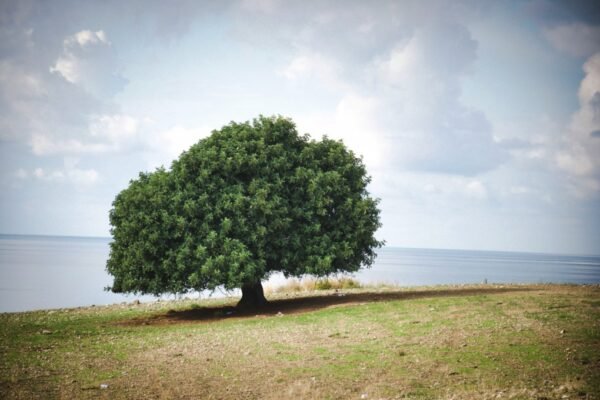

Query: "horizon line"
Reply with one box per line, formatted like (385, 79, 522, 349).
(1, 233, 598, 258)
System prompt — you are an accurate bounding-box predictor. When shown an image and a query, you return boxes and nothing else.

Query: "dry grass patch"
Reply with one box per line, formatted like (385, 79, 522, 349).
(265, 276, 362, 294)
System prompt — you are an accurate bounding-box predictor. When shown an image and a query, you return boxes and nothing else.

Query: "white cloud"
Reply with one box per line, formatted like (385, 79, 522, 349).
(280, 52, 346, 89)
(376, 21, 477, 79)
(465, 180, 488, 200)
(28, 113, 209, 162)
(50, 57, 78, 84)
(157, 125, 211, 158)
(239, 0, 281, 14)
(296, 93, 387, 170)
(1, 24, 128, 155)
(556, 145, 594, 176)
(544, 23, 600, 58)
(0, 61, 48, 140)
(365, 23, 504, 175)
(556, 52, 600, 196)
(137, 124, 212, 170)
(89, 114, 138, 142)
(67, 167, 100, 185)
(68, 30, 109, 47)
(30, 134, 105, 155)
(25, 159, 99, 185)
(50, 29, 125, 97)
(15, 169, 28, 179)
(0, 61, 45, 99)
(372, 171, 491, 205)
(578, 53, 600, 104)
(331, 94, 386, 168)
(375, 38, 421, 86)
(30, 113, 141, 155)
(509, 186, 532, 195)
(287, 18, 504, 176)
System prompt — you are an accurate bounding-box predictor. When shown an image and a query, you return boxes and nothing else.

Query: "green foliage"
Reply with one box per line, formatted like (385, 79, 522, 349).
(107, 116, 383, 295)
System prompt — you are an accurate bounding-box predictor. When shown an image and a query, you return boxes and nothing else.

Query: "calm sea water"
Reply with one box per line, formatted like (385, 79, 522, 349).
(1, 234, 599, 312)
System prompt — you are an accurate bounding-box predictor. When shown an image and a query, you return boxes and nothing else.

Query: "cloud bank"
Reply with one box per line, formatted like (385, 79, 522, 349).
(0, 0, 598, 253)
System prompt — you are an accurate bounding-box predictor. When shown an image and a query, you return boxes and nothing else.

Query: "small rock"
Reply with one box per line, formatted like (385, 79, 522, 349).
(41, 329, 52, 335)
(361, 394, 368, 399)
(276, 311, 284, 317)
(560, 330, 565, 335)
(100, 383, 108, 389)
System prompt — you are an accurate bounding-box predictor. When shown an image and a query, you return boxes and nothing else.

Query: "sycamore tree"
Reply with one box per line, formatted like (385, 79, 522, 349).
(107, 116, 382, 307)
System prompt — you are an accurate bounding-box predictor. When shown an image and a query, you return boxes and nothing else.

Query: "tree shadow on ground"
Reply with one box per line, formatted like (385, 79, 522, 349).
(119, 286, 535, 327)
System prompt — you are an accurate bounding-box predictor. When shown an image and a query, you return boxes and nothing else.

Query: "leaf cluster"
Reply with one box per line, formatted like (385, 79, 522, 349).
(107, 116, 382, 295)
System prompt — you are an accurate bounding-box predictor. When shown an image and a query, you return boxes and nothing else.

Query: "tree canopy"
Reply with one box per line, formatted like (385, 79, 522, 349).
(107, 116, 382, 306)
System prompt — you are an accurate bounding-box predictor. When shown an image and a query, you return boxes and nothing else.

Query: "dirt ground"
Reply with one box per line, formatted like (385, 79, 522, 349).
(119, 286, 532, 326)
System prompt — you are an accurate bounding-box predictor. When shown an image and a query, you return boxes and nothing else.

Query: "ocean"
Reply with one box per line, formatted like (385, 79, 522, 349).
(1, 234, 599, 313)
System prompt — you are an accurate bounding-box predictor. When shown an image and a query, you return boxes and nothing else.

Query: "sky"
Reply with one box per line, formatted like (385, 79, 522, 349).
(1, 0, 599, 255)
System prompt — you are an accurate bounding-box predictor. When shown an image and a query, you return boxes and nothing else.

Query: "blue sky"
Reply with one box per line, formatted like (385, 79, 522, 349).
(1, 0, 599, 255)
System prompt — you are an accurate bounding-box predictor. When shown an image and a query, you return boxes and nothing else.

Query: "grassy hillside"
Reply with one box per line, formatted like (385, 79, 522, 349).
(1, 284, 599, 399)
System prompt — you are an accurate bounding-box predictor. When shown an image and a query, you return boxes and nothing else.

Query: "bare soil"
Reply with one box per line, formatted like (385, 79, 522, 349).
(120, 286, 533, 326)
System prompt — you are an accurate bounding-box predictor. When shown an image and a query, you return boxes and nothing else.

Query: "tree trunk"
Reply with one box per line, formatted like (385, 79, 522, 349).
(237, 281, 268, 308)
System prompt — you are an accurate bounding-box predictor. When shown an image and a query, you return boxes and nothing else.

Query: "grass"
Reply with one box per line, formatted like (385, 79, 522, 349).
(1, 284, 599, 399)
